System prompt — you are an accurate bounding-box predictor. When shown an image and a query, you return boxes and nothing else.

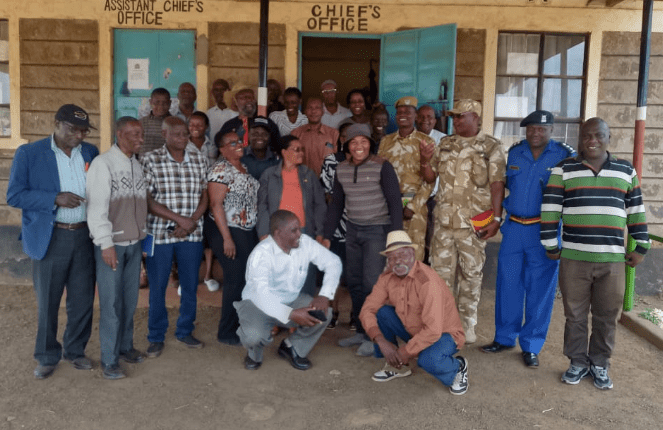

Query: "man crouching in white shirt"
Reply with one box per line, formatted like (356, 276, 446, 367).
(234, 210, 342, 370)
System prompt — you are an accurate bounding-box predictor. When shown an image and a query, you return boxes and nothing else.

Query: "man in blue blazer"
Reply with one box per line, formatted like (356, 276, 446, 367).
(7, 104, 99, 379)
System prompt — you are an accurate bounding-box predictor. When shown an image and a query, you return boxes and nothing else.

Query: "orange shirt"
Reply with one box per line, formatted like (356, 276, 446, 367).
(360, 261, 465, 357)
(279, 168, 306, 228)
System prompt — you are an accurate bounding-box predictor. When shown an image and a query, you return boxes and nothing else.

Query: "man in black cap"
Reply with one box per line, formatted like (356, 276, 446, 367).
(240, 116, 279, 181)
(7, 104, 99, 379)
(480, 110, 575, 368)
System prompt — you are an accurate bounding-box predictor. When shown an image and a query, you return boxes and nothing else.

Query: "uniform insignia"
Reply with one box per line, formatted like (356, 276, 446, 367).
(509, 165, 520, 170)
(508, 141, 524, 152)
(558, 141, 575, 157)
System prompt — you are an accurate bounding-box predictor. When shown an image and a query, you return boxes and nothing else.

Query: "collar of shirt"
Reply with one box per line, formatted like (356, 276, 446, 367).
(303, 122, 324, 133)
(577, 151, 615, 170)
(165, 146, 191, 163)
(50, 134, 82, 157)
(186, 137, 212, 153)
(244, 146, 276, 159)
(149, 111, 171, 120)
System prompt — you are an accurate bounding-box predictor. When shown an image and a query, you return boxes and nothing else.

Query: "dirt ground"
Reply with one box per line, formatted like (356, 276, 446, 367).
(1, 284, 662, 430)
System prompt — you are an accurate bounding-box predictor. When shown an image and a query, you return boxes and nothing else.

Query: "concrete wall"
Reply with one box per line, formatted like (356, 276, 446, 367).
(598, 31, 663, 237)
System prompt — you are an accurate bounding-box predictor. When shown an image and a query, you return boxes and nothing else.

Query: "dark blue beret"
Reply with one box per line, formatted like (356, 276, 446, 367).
(520, 110, 554, 127)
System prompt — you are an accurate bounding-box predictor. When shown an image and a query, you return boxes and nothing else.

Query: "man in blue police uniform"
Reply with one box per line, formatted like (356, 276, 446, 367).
(481, 110, 575, 367)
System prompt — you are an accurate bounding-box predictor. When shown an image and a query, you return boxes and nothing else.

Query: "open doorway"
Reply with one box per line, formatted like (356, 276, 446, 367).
(300, 35, 381, 109)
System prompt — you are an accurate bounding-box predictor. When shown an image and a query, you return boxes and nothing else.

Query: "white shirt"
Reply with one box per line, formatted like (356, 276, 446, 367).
(321, 103, 352, 129)
(51, 136, 87, 223)
(269, 110, 308, 136)
(207, 105, 239, 142)
(242, 234, 342, 324)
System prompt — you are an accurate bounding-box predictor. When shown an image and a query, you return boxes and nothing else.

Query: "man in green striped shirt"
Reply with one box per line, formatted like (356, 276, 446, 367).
(540, 117, 650, 390)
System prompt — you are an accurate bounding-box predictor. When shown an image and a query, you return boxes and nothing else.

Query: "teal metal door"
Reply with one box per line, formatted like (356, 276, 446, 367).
(113, 30, 196, 120)
(379, 24, 457, 132)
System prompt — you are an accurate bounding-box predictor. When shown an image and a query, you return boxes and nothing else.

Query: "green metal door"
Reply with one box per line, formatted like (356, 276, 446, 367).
(379, 24, 457, 132)
(113, 30, 196, 120)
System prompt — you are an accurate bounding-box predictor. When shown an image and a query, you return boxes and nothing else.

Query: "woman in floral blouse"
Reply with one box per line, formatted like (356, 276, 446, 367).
(205, 130, 260, 345)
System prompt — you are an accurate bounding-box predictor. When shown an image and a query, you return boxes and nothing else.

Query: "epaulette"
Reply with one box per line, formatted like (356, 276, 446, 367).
(508, 140, 525, 152)
(557, 141, 575, 157)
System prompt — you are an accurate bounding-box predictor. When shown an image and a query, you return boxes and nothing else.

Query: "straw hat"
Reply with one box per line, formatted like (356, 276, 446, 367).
(380, 230, 418, 256)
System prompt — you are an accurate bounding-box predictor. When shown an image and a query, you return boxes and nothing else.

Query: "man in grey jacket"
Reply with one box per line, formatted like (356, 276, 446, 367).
(86, 117, 149, 380)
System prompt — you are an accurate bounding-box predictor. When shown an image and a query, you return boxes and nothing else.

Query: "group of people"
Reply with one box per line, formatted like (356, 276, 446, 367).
(7, 76, 650, 394)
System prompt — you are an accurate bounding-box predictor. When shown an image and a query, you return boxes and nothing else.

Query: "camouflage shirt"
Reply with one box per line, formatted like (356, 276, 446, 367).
(377, 129, 435, 211)
(432, 131, 506, 229)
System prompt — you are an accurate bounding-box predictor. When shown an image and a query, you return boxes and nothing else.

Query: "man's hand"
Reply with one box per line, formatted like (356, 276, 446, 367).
(321, 238, 331, 249)
(403, 207, 415, 221)
(101, 246, 118, 270)
(177, 217, 196, 233)
(478, 220, 500, 240)
(375, 336, 402, 368)
(289, 306, 321, 327)
(309, 296, 329, 312)
(55, 192, 86, 208)
(625, 251, 645, 268)
(546, 250, 561, 260)
(419, 139, 435, 165)
(315, 235, 324, 244)
(171, 226, 188, 238)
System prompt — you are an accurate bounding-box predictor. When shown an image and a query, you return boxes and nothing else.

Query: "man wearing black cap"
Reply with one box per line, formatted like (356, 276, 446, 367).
(240, 116, 279, 181)
(481, 110, 575, 368)
(7, 104, 99, 379)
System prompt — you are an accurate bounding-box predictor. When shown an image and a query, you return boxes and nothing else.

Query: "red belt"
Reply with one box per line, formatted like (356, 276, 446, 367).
(509, 215, 540, 225)
(54, 221, 87, 230)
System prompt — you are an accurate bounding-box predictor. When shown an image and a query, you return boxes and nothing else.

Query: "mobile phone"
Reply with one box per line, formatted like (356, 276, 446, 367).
(308, 309, 327, 322)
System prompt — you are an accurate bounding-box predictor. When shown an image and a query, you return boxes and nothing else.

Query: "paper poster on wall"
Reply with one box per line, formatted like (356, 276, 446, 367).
(127, 58, 150, 90)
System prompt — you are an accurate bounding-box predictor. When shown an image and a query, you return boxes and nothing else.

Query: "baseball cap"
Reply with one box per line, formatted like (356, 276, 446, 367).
(447, 99, 482, 117)
(55, 104, 96, 130)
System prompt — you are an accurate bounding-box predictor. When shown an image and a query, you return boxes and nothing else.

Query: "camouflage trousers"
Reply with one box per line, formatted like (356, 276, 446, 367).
(404, 204, 428, 262)
(430, 227, 487, 331)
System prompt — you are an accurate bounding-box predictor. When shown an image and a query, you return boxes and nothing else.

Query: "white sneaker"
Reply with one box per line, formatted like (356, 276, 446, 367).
(177, 285, 181, 296)
(449, 356, 468, 395)
(371, 363, 412, 382)
(204, 278, 219, 292)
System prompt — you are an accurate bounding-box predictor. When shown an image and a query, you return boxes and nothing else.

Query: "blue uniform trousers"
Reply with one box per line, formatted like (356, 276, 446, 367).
(494, 220, 558, 354)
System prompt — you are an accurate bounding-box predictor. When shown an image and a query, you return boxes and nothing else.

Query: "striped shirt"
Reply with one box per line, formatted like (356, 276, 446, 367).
(540, 154, 650, 263)
(269, 110, 308, 136)
(51, 136, 87, 223)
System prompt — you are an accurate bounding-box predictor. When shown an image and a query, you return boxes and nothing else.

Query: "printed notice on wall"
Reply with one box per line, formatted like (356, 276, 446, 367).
(127, 58, 150, 90)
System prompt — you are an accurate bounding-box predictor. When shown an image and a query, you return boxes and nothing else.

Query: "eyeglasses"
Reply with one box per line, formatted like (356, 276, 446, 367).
(221, 141, 242, 148)
(321, 89, 337, 94)
(60, 122, 90, 136)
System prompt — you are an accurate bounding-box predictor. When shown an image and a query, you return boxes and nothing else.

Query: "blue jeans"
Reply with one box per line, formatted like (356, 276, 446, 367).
(374, 306, 460, 386)
(345, 222, 387, 334)
(146, 241, 203, 343)
(96, 243, 142, 366)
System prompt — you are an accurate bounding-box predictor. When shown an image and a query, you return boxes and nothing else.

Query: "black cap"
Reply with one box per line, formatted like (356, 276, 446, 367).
(520, 110, 554, 127)
(250, 116, 271, 131)
(55, 104, 96, 130)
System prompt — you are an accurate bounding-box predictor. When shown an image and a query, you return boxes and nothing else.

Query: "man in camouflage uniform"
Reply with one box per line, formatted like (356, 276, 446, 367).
(378, 96, 435, 261)
(421, 99, 506, 343)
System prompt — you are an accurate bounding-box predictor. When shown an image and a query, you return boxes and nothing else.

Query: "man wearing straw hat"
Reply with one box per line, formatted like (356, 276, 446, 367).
(359, 230, 468, 395)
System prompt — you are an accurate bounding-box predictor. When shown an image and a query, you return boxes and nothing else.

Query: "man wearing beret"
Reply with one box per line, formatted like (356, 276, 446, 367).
(7, 104, 99, 379)
(378, 96, 436, 262)
(481, 110, 575, 367)
(421, 99, 506, 344)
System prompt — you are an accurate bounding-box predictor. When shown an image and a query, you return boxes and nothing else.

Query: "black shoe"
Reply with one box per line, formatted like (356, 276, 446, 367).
(119, 348, 146, 364)
(244, 355, 262, 370)
(327, 311, 339, 330)
(146, 342, 165, 358)
(480, 341, 515, 353)
(522, 352, 539, 368)
(176, 335, 204, 349)
(102, 364, 127, 380)
(277, 340, 311, 370)
(64, 356, 93, 370)
(34, 364, 57, 380)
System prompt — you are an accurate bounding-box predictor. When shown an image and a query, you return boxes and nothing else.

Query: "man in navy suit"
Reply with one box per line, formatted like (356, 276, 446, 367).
(7, 104, 99, 379)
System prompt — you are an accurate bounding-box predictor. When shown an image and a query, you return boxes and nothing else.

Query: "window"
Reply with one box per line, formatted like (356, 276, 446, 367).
(493, 32, 588, 149)
(0, 20, 9, 137)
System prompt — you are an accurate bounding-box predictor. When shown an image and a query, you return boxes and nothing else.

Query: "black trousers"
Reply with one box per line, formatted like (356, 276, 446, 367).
(32, 227, 96, 366)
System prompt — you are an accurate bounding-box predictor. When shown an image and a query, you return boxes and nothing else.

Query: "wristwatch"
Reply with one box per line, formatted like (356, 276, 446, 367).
(494, 216, 502, 224)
